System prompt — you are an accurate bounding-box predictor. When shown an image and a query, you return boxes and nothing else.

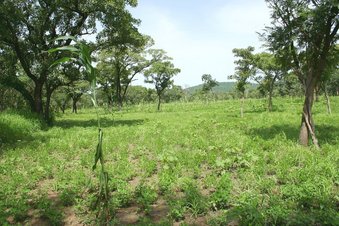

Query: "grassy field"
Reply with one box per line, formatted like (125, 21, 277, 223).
(0, 97, 338, 225)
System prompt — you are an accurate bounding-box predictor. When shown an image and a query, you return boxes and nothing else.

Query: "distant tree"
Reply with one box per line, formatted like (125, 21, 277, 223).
(229, 46, 256, 117)
(144, 50, 180, 110)
(96, 35, 154, 110)
(263, 0, 338, 148)
(66, 81, 88, 114)
(276, 72, 303, 97)
(253, 52, 285, 111)
(201, 74, 218, 93)
(52, 86, 70, 114)
(319, 46, 339, 114)
(163, 85, 185, 102)
(124, 85, 149, 105)
(326, 69, 339, 96)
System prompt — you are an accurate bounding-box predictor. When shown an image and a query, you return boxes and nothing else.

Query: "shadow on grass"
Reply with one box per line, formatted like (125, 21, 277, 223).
(0, 121, 35, 145)
(247, 124, 299, 142)
(245, 105, 285, 114)
(54, 117, 145, 129)
(316, 124, 339, 145)
(0, 133, 52, 156)
(247, 124, 339, 145)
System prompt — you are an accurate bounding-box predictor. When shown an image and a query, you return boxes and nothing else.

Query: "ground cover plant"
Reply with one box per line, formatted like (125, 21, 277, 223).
(0, 96, 338, 225)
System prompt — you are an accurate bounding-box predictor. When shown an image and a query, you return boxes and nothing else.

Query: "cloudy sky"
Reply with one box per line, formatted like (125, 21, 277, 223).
(129, 0, 272, 88)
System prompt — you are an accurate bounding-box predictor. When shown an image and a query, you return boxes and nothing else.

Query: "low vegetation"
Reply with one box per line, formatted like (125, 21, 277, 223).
(1, 97, 338, 225)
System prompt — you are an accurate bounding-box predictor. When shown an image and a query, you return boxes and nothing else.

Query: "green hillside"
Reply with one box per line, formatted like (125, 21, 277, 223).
(185, 82, 258, 94)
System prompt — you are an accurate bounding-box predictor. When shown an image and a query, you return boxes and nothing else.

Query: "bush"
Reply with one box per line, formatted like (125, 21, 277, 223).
(0, 110, 42, 145)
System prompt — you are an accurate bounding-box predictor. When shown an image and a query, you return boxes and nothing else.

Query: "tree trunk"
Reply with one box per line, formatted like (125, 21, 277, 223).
(117, 97, 122, 111)
(268, 75, 277, 112)
(315, 85, 320, 102)
(324, 88, 331, 115)
(240, 95, 244, 118)
(33, 81, 44, 116)
(157, 95, 161, 111)
(299, 77, 320, 149)
(72, 98, 77, 113)
(107, 94, 113, 108)
(268, 90, 273, 112)
(44, 89, 52, 124)
(60, 98, 68, 114)
(116, 72, 122, 111)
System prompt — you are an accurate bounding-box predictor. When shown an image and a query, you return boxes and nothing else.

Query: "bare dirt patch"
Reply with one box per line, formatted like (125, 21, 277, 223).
(116, 205, 142, 225)
(148, 198, 169, 222)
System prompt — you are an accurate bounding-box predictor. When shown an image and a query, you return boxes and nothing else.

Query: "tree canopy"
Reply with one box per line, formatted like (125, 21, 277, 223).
(0, 0, 141, 121)
(201, 74, 218, 93)
(144, 50, 181, 110)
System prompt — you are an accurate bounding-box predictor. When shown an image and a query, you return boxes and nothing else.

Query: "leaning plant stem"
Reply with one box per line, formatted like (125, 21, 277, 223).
(48, 36, 110, 222)
(92, 88, 101, 128)
(91, 85, 110, 220)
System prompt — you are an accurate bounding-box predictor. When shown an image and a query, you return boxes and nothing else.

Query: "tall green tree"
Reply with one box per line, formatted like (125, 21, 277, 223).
(263, 0, 338, 148)
(97, 35, 154, 110)
(144, 50, 180, 111)
(253, 52, 285, 111)
(201, 74, 218, 93)
(229, 46, 256, 117)
(0, 0, 139, 121)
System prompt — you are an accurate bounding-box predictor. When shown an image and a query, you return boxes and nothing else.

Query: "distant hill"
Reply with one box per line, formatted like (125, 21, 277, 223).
(185, 82, 257, 94)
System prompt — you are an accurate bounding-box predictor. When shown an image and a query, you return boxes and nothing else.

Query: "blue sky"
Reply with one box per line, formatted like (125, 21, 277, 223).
(129, 0, 271, 88)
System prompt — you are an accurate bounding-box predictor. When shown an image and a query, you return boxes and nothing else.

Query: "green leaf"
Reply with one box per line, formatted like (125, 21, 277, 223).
(48, 46, 80, 53)
(92, 129, 103, 170)
(49, 57, 77, 68)
(54, 36, 77, 42)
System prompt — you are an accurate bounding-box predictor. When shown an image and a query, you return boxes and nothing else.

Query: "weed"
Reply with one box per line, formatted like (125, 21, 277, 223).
(140, 157, 157, 177)
(115, 182, 133, 208)
(60, 188, 77, 206)
(183, 181, 207, 217)
(135, 183, 158, 214)
(210, 173, 232, 210)
(167, 199, 185, 221)
(36, 196, 64, 226)
(158, 171, 175, 195)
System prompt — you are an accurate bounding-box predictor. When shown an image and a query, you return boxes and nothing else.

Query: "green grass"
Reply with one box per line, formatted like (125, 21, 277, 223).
(0, 97, 338, 225)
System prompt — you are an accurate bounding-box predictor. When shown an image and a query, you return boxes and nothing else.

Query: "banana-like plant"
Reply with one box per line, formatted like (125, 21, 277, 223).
(48, 36, 110, 222)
